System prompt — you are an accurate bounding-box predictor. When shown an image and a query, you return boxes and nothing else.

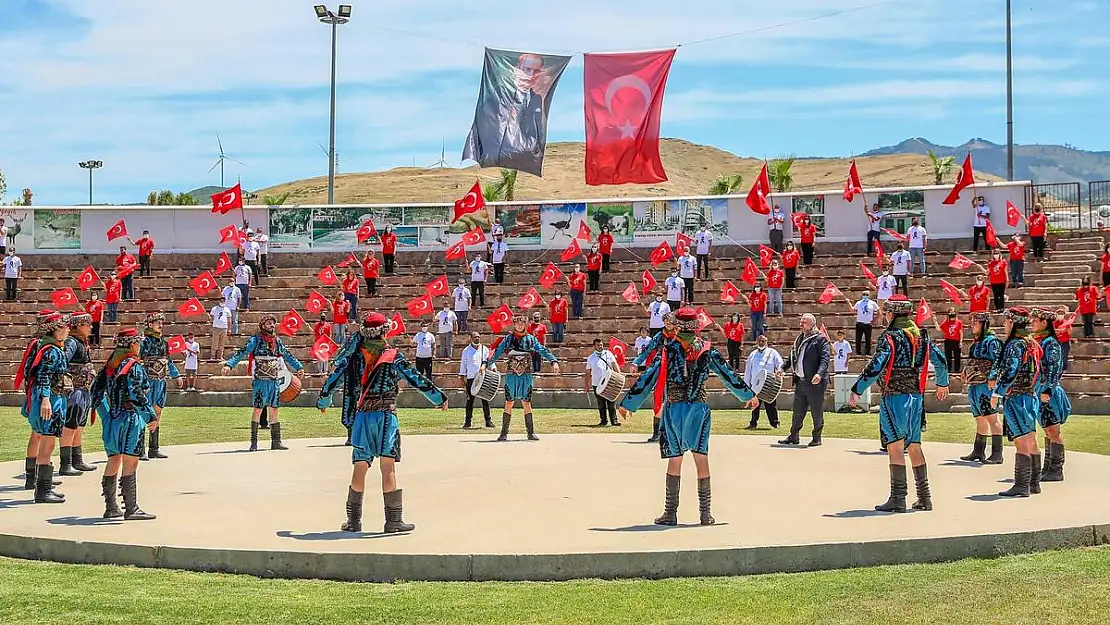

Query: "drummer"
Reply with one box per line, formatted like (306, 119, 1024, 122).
(584, 338, 622, 427)
(481, 315, 561, 441)
(743, 335, 784, 430)
(221, 315, 304, 452)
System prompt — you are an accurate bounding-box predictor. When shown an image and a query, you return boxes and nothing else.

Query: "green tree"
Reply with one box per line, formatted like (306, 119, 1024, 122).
(927, 149, 955, 185)
(173, 192, 199, 205)
(264, 192, 290, 206)
(488, 169, 518, 202)
(147, 191, 159, 205)
(768, 156, 796, 193)
(156, 190, 175, 205)
(0, 168, 7, 202)
(709, 173, 743, 195)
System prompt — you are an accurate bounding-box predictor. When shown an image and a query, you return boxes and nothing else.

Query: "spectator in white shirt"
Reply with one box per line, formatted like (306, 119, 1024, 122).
(221, 280, 243, 335)
(458, 332, 493, 429)
(469, 255, 489, 307)
(743, 335, 783, 429)
(243, 237, 262, 285)
(435, 304, 458, 359)
(677, 251, 697, 302)
(832, 330, 853, 373)
(233, 259, 253, 309)
(664, 270, 684, 310)
(973, 196, 991, 252)
(209, 302, 233, 360)
(412, 323, 436, 378)
(907, 217, 927, 276)
(646, 295, 671, 335)
(768, 204, 786, 252)
(453, 278, 472, 332)
(254, 228, 270, 276)
(491, 235, 509, 284)
(488, 218, 505, 260)
(0, 218, 8, 255)
(633, 327, 652, 372)
(890, 244, 911, 296)
(877, 270, 896, 302)
(183, 332, 201, 390)
(584, 338, 621, 426)
(852, 292, 879, 355)
(3, 249, 22, 301)
(695, 225, 713, 279)
(866, 203, 883, 254)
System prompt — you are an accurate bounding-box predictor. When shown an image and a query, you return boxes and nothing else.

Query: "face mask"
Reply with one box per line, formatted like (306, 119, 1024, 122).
(755, 287, 761, 293)
(862, 295, 869, 300)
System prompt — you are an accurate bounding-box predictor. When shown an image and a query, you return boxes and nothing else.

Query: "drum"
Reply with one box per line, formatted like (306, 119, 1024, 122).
(278, 370, 302, 404)
(756, 373, 783, 404)
(471, 369, 503, 402)
(751, 368, 770, 395)
(596, 369, 626, 403)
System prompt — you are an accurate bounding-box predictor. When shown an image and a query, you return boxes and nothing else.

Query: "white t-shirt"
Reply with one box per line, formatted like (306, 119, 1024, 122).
(413, 331, 436, 358)
(184, 340, 200, 370)
(678, 256, 697, 279)
(908, 226, 927, 249)
(768, 209, 785, 231)
(453, 286, 471, 312)
(744, 346, 784, 388)
(4, 255, 21, 278)
(649, 301, 671, 328)
(470, 260, 489, 281)
(877, 275, 896, 300)
(491, 241, 508, 264)
(975, 204, 991, 227)
(221, 285, 242, 309)
(891, 251, 911, 276)
(458, 344, 489, 379)
(665, 276, 684, 300)
(634, 335, 652, 355)
(695, 230, 712, 254)
(243, 240, 260, 261)
(234, 264, 252, 285)
(854, 299, 879, 323)
(255, 234, 269, 254)
(585, 350, 619, 387)
(832, 340, 853, 373)
(868, 211, 883, 232)
(436, 310, 457, 333)
(210, 305, 232, 329)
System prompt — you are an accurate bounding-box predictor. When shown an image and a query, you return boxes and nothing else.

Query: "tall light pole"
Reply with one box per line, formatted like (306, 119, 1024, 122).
(1005, 0, 1014, 181)
(78, 160, 103, 205)
(314, 4, 352, 205)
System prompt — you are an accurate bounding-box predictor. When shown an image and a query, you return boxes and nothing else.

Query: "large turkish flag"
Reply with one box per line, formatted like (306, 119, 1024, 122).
(583, 49, 676, 186)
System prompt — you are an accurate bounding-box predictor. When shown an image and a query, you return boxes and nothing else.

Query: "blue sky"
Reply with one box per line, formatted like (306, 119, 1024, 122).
(1, 0, 1107, 205)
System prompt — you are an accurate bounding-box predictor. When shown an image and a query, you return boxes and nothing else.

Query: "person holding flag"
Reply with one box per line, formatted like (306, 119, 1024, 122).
(695, 224, 713, 279)
(767, 204, 786, 252)
(1006, 234, 1027, 288)
(584, 338, 622, 427)
(1027, 204, 1048, 260)
(767, 260, 785, 316)
(138, 313, 183, 461)
(677, 248, 697, 303)
(987, 249, 1008, 312)
(1075, 276, 1099, 338)
(1030, 307, 1070, 483)
(380, 225, 398, 274)
(482, 315, 561, 442)
(972, 196, 992, 252)
(988, 307, 1044, 498)
(597, 225, 615, 272)
(865, 203, 884, 254)
(959, 311, 1005, 465)
(797, 215, 818, 265)
(782, 241, 800, 289)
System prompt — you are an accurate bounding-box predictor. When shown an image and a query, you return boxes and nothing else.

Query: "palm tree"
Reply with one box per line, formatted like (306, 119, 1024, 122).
(927, 149, 955, 185)
(768, 155, 797, 193)
(147, 191, 159, 205)
(264, 192, 291, 206)
(488, 169, 518, 202)
(708, 173, 743, 195)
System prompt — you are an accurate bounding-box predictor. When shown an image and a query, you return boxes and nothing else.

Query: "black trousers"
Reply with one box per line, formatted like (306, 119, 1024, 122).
(667, 300, 681, 313)
(973, 226, 987, 251)
(991, 284, 1006, 311)
(122, 275, 135, 300)
(1031, 237, 1045, 259)
(855, 322, 873, 356)
(769, 230, 784, 252)
(594, 392, 616, 424)
(801, 243, 814, 265)
(3, 277, 16, 301)
(493, 263, 505, 283)
(587, 269, 600, 292)
(247, 260, 261, 285)
(91, 322, 101, 346)
(260, 253, 268, 275)
(364, 277, 377, 296)
(789, 381, 825, 442)
(866, 231, 880, 254)
(944, 339, 962, 373)
(684, 278, 695, 302)
(895, 275, 909, 295)
(383, 254, 395, 273)
(1103, 272, 1110, 288)
(138, 255, 151, 277)
(785, 268, 797, 289)
(696, 254, 710, 278)
(726, 339, 742, 369)
(471, 281, 485, 307)
(751, 399, 780, 427)
(464, 379, 491, 425)
(415, 356, 433, 378)
(601, 254, 611, 271)
(1083, 313, 1095, 338)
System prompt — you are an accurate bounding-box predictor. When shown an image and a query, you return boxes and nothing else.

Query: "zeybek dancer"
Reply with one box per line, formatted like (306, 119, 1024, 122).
(959, 312, 1005, 465)
(1031, 307, 1070, 483)
(482, 315, 560, 442)
(139, 313, 183, 460)
(15, 309, 61, 493)
(222, 315, 304, 451)
(317, 312, 447, 533)
(989, 307, 1043, 498)
(850, 295, 949, 513)
(20, 311, 71, 504)
(618, 308, 757, 526)
(59, 311, 98, 476)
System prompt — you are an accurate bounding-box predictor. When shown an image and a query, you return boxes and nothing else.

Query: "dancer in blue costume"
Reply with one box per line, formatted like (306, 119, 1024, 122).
(59, 312, 99, 476)
(14, 309, 62, 492)
(482, 315, 561, 442)
(989, 307, 1043, 498)
(90, 328, 158, 520)
(222, 315, 303, 451)
(632, 312, 677, 443)
(959, 312, 1005, 465)
(1030, 307, 1070, 483)
(318, 312, 447, 533)
(20, 310, 71, 504)
(850, 295, 950, 513)
(618, 308, 757, 526)
(138, 312, 183, 460)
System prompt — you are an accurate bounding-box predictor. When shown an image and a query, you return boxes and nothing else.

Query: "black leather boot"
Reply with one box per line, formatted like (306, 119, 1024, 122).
(249, 421, 259, 451)
(911, 464, 932, 511)
(1041, 437, 1050, 473)
(983, 434, 1004, 465)
(24, 457, 36, 490)
(525, 413, 539, 441)
(1029, 453, 1042, 495)
(497, 413, 511, 442)
(647, 417, 661, 442)
(270, 423, 288, 450)
(102, 474, 122, 519)
(654, 474, 680, 526)
(72, 446, 96, 472)
(34, 465, 65, 504)
(344, 428, 352, 446)
(59, 447, 81, 476)
(383, 489, 415, 533)
(1042, 442, 1065, 482)
(341, 487, 363, 532)
(484, 412, 494, 428)
(149, 428, 168, 459)
(874, 464, 907, 513)
(960, 434, 986, 463)
(259, 408, 269, 429)
(698, 477, 714, 525)
(121, 474, 156, 520)
(137, 430, 149, 461)
(999, 454, 1031, 497)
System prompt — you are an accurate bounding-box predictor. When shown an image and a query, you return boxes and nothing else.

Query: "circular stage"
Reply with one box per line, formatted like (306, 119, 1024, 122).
(2, 434, 1109, 582)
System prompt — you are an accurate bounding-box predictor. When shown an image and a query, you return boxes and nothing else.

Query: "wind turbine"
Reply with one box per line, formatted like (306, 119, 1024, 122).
(429, 139, 449, 169)
(209, 133, 245, 187)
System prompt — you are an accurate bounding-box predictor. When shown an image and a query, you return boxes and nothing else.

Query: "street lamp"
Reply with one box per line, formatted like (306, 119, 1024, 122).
(78, 160, 103, 205)
(314, 4, 352, 205)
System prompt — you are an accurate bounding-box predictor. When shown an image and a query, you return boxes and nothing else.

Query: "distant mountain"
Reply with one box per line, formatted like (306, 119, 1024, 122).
(186, 186, 224, 203)
(863, 138, 1110, 188)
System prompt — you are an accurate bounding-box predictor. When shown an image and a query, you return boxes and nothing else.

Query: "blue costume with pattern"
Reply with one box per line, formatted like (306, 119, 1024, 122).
(22, 339, 70, 437)
(325, 335, 365, 431)
(621, 338, 754, 457)
(851, 321, 949, 447)
(140, 332, 181, 408)
(486, 332, 558, 402)
(225, 334, 304, 408)
(990, 333, 1042, 441)
(965, 332, 1002, 418)
(91, 356, 156, 457)
(1034, 332, 1070, 428)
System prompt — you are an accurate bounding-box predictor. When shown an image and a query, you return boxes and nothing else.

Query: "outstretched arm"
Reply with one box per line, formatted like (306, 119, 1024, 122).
(851, 336, 892, 395)
(619, 356, 661, 413)
(223, 336, 259, 368)
(633, 332, 664, 367)
(278, 340, 304, 373)
(319, 336, 359, 399)
(394, 356, 447, 407)
(486, 334, 512, 366)
(708, 349, 755, 402)
(528, 335, 558, 363)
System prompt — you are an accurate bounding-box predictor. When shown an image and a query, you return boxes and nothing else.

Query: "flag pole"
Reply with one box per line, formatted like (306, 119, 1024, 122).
(238, 175, 246, 226)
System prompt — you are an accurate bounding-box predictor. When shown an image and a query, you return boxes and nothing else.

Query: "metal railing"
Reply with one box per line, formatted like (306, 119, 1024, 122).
(1027, 182, 1085, 230)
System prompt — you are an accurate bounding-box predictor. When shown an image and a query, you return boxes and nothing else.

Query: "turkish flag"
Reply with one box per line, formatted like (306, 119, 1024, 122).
(214, 251, 233, 275)
(561, 238, 582, 262)
(641, 270, 658, 294)
(860, 261, 877, 286)
(385, 314, 407, 339)
(621, 282, 641, 304)
(915, 299, 934, 326)
(817, 283, 843, 305)
(843, 160, 864, 202)
(759, 244, 775, 268)
(649, 241, 673, 267)
(674, 232, 693, 257)
(306, 290, 329, 315)
(356, 220, 377, 244)
(949, 254, 976, 270)
(576, 221, 593, 242)
(51, 287, 79, 308)
(453, 180, 486, 223)
(739, 258, 759, 286)
(317, 265, 339, 286)
(940, 279, 964, 306)
(425, 275, 449, 297)
(720, 280, 741, 304)
(746, 163, 771, 215)
(984, 219, 998, 248)
(166, 335, 188, 356)
(881, 228, 909, 243)
(486, 304, 514, 333)
(189, 270, 218, 296)
(211, 183, 244, 214)
(218, 224, 240, 244)
(178, 298, 205, 317)
(874, 240, 886, 267)
(312, 334, 340, 362)
(583, 49, 675, 186)
(406, 293, 434, 318)
(1006, 200, 1023, 227)
(518, 287, 546, 309)
(106, 219, 128, 242)
(279, 309, 306, 336)
(462, 226, 485, 246)
(117, 259, 138, 279)
(538, 262, 564, 289)
(694, 307, 714, 331)
(76, 265, 100, 291)
(608, 337, 629, 368)
(445, 240, 467, 261)
(942, 154, 976, 205)
(791, 212, 808, 230)
(337, 252, 359, 268)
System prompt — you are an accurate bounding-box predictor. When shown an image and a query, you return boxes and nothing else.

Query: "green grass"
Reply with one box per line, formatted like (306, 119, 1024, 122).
(3, 407, 1109, 462)
(2, 548, 1110, 625)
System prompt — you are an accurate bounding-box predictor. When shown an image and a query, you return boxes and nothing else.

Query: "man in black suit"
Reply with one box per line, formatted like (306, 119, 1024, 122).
(779, 313, 831, 447)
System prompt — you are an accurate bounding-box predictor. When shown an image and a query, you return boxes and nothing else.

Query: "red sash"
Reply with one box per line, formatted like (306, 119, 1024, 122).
(881, 334, 929, 393)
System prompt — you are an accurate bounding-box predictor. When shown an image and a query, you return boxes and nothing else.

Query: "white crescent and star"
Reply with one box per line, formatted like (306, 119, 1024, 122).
(603, 74, 653, 140)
